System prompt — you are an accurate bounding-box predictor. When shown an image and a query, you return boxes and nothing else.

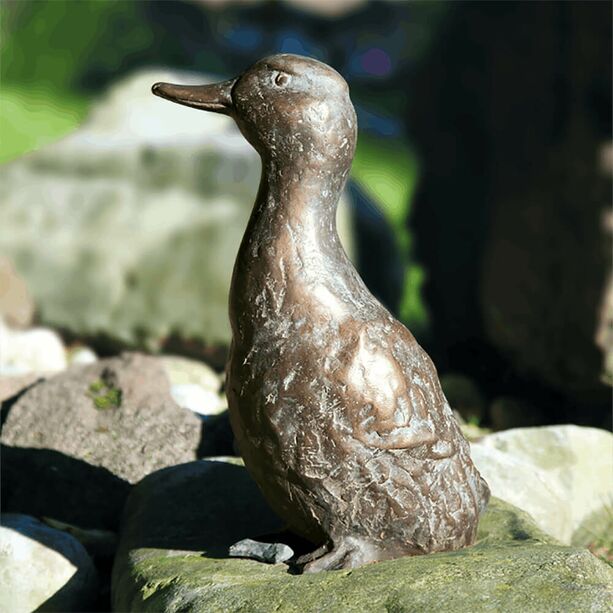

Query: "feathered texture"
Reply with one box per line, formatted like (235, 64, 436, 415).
(155, 53, 490, 572)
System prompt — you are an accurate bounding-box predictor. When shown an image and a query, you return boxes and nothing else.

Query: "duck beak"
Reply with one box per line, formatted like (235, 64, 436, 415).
(151, 77, 236, 115)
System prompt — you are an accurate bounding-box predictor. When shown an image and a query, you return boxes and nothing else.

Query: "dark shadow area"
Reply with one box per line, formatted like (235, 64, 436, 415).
(1, 444, 131, 532)
(197, 412, 235, 459)
(56, 327, 230, 372)
(33, 581, 98, 613)
(117, 460, 297, 565)
(407, 0, 612, 428)
(1, 445, 128, 610)
(160, 336, 228, 372)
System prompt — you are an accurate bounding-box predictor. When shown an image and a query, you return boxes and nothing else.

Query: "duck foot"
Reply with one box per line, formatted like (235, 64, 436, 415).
(293, 542, 331, 566)
(302, 537, 382, 573)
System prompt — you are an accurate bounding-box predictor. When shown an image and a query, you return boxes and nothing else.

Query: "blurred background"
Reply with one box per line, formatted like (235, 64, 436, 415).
(1, 0, 611, 430)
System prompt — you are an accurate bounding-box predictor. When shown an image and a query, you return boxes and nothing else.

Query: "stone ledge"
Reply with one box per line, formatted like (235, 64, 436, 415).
(112, 459, 613, 612)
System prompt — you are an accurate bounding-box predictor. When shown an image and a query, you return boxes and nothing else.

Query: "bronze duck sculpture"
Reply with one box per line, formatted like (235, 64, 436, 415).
(153, 54, 489, 572)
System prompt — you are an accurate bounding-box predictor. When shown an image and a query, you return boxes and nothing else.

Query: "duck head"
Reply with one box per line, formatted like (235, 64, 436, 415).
(152, 54, 357, 174)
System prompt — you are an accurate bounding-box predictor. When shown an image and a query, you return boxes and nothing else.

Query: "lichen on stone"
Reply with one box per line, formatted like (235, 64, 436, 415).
(87, 378, 122, 410)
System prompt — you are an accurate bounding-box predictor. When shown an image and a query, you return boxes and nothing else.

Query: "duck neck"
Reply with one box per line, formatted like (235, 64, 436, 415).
(249, 156, 349, 259)
(230, 156, 352, 328)
(266, 162, 347, 237)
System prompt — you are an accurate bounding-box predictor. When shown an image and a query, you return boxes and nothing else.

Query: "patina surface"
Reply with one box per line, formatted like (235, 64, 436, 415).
(153, 54, 489, 572)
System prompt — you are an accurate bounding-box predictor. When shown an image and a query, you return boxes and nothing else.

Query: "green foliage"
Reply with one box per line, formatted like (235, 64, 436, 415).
(352, 134, 418, 230)
(88, 379, 122, 410)
(0, 0, 151, 161)
(352, 135, 428, 334)
(0, 85, 89, 163)
(399, 265, 429, 335)
(1, 0, 150, 91)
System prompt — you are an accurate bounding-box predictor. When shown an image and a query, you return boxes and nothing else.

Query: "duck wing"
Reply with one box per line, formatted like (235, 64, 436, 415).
(337, 323, 456, 458)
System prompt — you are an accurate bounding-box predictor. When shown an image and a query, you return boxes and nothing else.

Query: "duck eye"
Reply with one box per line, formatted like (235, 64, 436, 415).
(274, 72, 290, 87)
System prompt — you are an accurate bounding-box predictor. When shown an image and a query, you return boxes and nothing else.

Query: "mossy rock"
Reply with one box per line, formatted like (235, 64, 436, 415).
(572, 504, 613, 565)
(112, 460, 613, 612)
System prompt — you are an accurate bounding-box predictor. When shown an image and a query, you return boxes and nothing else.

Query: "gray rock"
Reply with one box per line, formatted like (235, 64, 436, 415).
(1, 353, 202, 529)
(160, 355, 222, 391)
(0, 70, 353, 351)
(2, 352, 202, 483)
(0, 514, 98, 613)
(479, 425, 613, 530)
(469, 442, 571, 542)
(170, 383, 227, 418)
(472, 425, 613, 543)
(161, 355, 227, 418)
(68, 345, 98, 366)
(0, 372, 44, 403)
(112, 458, 613, 613)
(456, 415, 491, 442)
(228, 538, 294, 564)
(0, 317, 67, 375)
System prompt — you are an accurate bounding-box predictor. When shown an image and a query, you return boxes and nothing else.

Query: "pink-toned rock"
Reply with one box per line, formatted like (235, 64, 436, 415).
(0, 373, 45, 403)
(1, 353, 203, 529)
(0, 258, 34, 329)
(2, 352, 202, 484)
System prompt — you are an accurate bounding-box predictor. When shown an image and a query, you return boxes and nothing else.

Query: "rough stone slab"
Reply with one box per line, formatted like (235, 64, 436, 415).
(474, 425, 613, 542)
(1, 352, 202, 484)
(469, 443, 571, 542)
(0, 372, 44, 403)
(0, 513, 98, 613)
(112, 459, 613, 612)
(1, 353, 202, 530)
(228, 538, 294, 564)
